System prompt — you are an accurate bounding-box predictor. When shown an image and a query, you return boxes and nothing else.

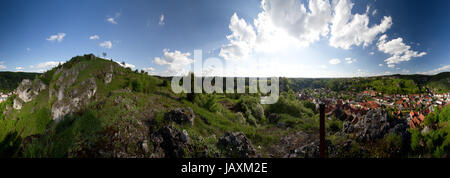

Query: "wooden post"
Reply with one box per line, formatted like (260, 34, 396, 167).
(319, 103, 326, 158)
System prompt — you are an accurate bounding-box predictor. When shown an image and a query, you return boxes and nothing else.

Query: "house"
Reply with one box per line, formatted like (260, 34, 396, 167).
(418, 114, 425, 122)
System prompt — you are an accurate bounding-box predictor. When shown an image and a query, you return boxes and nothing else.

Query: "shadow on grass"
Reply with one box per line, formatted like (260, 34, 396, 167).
(0, 131, 22, 158)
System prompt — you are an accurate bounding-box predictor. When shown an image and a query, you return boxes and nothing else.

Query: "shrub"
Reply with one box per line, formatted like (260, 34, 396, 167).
(131, 78, 143, 92)
(238, 96, 265, 123)
(194, 94, 221, 113)
(327, 119, 342, 133)
(265, 92, 314, 119)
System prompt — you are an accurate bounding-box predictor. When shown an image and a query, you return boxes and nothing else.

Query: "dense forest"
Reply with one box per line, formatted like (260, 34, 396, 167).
(0, 72, 40, 93)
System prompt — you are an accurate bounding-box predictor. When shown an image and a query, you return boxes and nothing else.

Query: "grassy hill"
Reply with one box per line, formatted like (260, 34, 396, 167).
(0, 72, 40, 93)
(0, 54, 449, 158)
(0, 54, 319, 158)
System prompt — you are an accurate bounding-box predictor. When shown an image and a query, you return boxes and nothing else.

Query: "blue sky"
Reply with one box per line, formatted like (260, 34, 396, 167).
(0, 0, 449, 77)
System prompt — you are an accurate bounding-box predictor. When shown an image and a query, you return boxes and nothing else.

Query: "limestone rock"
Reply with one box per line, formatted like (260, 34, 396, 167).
(152, 125, 191, 158)
(13, 79, 47, 110)
(217, 132, 256, 158)
(164, 108, 195, 127)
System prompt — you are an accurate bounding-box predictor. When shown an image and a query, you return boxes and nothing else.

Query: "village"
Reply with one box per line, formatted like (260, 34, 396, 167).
(297, 88, 450, 130)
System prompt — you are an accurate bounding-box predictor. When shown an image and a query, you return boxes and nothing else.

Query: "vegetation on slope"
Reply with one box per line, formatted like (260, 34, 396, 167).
(0, 72, 40, 93)
(0, 54, 449, 158)
(287, 72, 450, 94)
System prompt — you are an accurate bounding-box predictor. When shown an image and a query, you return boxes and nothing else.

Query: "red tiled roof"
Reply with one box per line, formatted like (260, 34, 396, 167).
(419, 114, 425, 121)
(413, 117, 420, 125)
(409, 120, 415, 129)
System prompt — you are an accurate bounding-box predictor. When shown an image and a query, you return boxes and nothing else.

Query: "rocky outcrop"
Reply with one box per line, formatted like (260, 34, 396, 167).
(13, 79, 47, 110)
(345, 109, 410, 142)
(13, 98, 23, 110)
(217, 132, 256, 158)
(164, 108, 195, 127)
(104, 64, 114, 85)
(150, 125, 191, 158)
(284, 140, 336, 158)
(49, 63, 97, 120)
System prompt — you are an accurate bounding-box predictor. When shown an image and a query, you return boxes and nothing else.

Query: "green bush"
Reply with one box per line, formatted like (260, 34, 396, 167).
(327, 119, 342, 133)
(410, 105, 450, 157)
(194, 94, 221, 112)
(238, 96, 265, 123)
(265, 92, 314, 118)
(131, 78, 143, 92)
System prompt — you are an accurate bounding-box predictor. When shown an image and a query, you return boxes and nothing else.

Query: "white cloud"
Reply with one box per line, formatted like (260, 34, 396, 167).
(372, 9, 377, 16)
(89, 35, 100, 40)
(220, 0, 334, 61)
(30, 61, 62, 69)
(259, 0, 332, 44)
(29, 61, 64, 72)
(422, 65, 450, 75)
(107, 18, 117, 24)
(154, 49, 193, 76)
(377, 34, 427, 68)
(329, 58, 341, 65)
(142, 67, 154, 71)
(142, 67, 157, 75)
(115, 61, 136, 69)
(0, 61, 6, 70)
(15, 67, 24, 71)
(26, 48, 31, 52)
(159, 14, 165, 26)
(219, 13, 257, 60)
(107, 11, 121, 24)
(329, 0, 392, 49)
(211, 0, 423, 77)
(99, 41, 112, 49)
(46, 33, 66, 42)
(378, 63, 383, 67)
(344, 57, 356, 64)
(219, 0, 395, 62)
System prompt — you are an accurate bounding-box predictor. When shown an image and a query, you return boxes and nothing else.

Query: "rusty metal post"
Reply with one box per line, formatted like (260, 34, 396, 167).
(319, 103, 326, 158)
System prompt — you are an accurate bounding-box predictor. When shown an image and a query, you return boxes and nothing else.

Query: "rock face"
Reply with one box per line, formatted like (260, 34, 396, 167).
(151, 125, 191, 158)
(104, 64, 114, 85)
(217, 132, 256, 158)
(50, 64, 97, 120)
(13, 98, 23, 110)
(345, 109, 410, 142)
(164, 108, 195, 127)
(13, 79, 47, 110)
(285, 140, 335, 158)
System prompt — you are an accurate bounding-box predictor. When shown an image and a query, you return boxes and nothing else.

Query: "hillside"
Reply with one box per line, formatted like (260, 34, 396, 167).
(286, 72, 450, 94)
(0, 72, 40, 93)
(0, 54, 320, 158)
(0, 54, 449, 158)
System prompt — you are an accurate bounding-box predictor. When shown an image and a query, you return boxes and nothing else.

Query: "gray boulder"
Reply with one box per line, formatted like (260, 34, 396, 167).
(217, 132, 256, 158)
(164, 108, 195, 127)
(156, 125, 191, 158)
(351, 109, 409, 142)
(13, 79, 47, 110)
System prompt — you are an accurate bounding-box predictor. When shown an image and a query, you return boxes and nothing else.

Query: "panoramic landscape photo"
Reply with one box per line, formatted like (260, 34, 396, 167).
(1, 0, 450, 159)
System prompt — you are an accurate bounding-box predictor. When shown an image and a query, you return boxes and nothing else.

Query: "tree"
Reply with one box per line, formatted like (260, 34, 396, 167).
(102, 52, 107, 58)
